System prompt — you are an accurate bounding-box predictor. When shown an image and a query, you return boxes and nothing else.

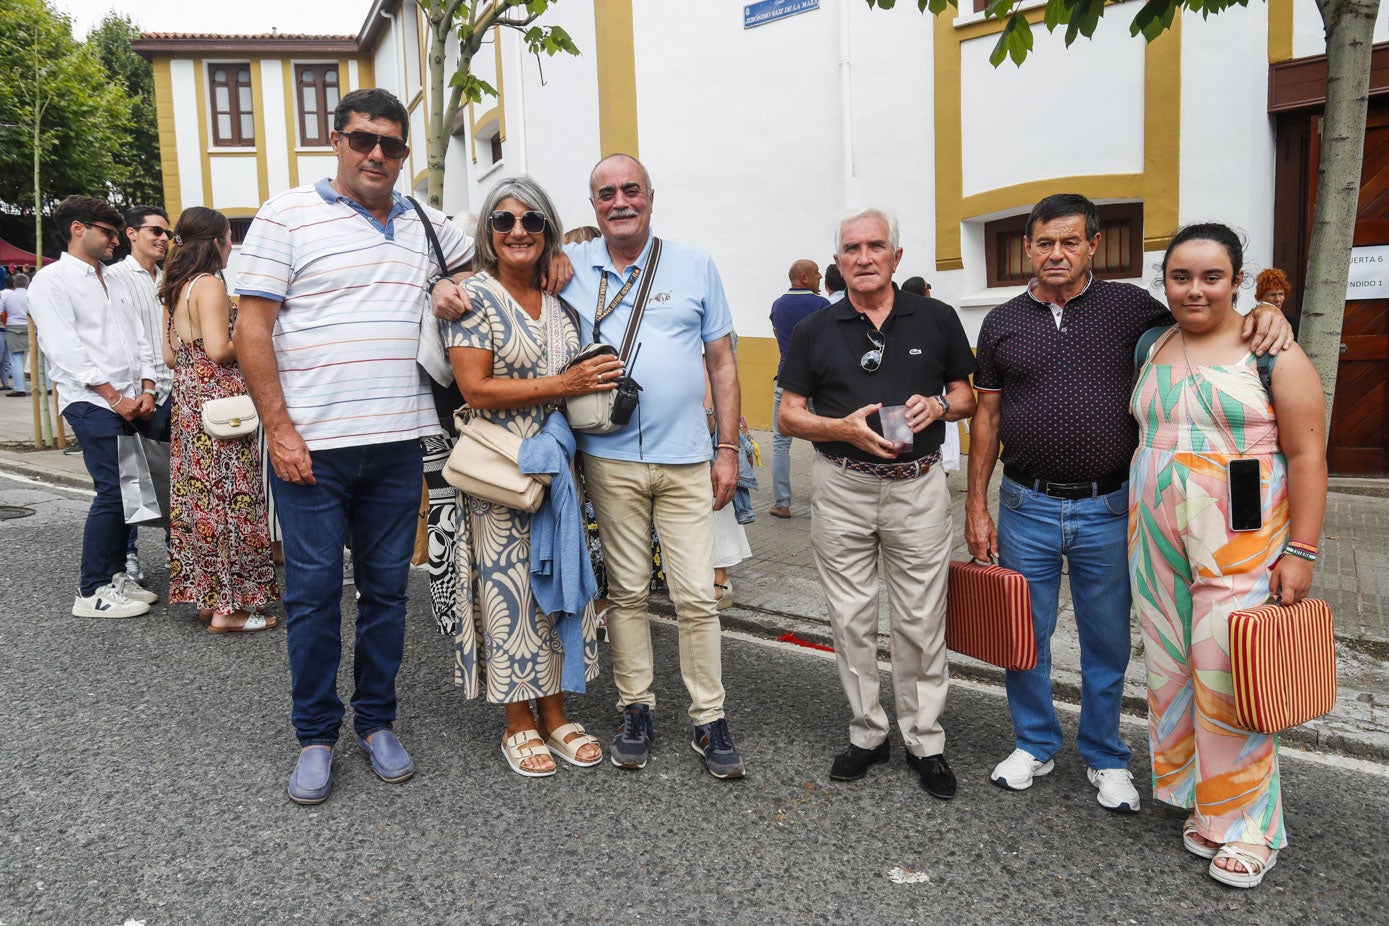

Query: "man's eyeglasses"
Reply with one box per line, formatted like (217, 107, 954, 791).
(339, 130, 409, 161)
(83, 222, 122, 241)
(136, 225, 171, 238)
(489, 210, 548, 234)
(593, 183, 646, 204)
(861, 328, 885, 373)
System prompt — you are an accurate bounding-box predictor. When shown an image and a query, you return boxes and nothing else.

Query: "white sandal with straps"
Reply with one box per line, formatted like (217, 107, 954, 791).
(502, 729, 557, 778)
(1209, 843, 1278, 888)
(1182, 818, 1220, 860)
(546, 722, 603, 768)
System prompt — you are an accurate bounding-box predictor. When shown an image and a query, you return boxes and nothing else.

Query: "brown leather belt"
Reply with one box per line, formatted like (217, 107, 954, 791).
(823, 451, 941, 480)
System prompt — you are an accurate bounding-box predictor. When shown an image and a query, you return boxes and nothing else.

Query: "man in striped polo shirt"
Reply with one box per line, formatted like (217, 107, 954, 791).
(237, 89, 475, 805)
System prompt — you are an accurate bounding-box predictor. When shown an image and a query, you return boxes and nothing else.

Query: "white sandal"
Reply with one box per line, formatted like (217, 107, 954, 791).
(1209, 843, 1278, 888)
(546, 722, 603, 767)
(502, 729, 556, 778)
(1182, 818, 1220, 860)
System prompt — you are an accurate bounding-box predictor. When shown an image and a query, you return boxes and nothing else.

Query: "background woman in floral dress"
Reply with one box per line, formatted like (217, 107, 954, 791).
(161, 207, 279, 633)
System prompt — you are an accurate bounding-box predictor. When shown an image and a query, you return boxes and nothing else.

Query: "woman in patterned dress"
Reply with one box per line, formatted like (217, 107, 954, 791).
(1129, 223, 1326, 888)
(160, 207, 280, 633)
(446, 178, 622, 777)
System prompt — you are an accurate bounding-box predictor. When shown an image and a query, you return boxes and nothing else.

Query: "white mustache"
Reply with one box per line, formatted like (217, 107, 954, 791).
(608, 208, 638, 219)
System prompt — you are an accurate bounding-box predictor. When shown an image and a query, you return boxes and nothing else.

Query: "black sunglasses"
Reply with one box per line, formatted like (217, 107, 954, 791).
(136, 225, 171, 238)
(339, 130, 409, 160)
(861, 328, 885, 373)
(489, 210, 548, 234)
(83, 222, 122, 241)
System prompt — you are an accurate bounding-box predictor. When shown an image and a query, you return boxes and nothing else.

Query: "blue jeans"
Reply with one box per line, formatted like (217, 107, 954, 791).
(997, 476, 1132, 770)
(771, 385, 792, 508)
(270, 439, 423, 746)
(7, 349, 23, 393)
(63, 402, 154, 596)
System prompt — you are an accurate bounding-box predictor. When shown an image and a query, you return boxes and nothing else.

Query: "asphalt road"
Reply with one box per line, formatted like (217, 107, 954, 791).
(3, 478, 1387, 926)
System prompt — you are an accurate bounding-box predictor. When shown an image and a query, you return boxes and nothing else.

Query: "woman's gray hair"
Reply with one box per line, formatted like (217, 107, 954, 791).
(472, 175, 564, 286)
(834, 206, 900, 254)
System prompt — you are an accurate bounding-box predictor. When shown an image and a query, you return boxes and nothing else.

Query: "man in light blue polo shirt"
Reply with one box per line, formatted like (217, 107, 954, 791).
(563, 153, 745, 779)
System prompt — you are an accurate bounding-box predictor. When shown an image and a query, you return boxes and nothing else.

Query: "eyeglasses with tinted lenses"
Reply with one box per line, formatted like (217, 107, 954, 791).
(84, 223, 121, 241)
(137, 226, 171, 238)
(489, 210, 547, 234)
(594, 183, 645, 203)
(339, 130, 409, 160)
(861, 328, 885, 373)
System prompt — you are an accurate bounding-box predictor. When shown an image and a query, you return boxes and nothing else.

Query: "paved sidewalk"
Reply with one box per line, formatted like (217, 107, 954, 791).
(2, 390, 1386, 758)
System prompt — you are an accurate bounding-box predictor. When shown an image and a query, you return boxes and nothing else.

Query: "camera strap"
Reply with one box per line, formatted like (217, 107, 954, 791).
(595, 237, 663, 366)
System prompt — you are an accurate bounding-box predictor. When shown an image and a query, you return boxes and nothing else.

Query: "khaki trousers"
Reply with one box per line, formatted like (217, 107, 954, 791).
(810, 455, 953, 757)
(582, 455, 725, 724)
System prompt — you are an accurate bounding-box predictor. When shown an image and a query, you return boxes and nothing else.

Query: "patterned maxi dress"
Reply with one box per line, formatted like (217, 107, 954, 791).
(1128, 328, 1288, 850)
(167, 274, 279, 614)
(444, 273, 599, 703)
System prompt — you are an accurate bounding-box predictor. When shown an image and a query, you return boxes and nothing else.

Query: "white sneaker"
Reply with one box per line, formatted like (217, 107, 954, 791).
(1088, 767, 1141, 813)
(991, 748, 1054, 791)
(72, 584, 150, 619)
(124, 552, 144, 582)
(113, 571, 158, 604)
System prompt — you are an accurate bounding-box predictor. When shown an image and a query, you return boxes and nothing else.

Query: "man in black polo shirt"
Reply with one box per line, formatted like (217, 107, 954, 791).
(966, 193, 1292, 812)
(779, 207, 975, 798)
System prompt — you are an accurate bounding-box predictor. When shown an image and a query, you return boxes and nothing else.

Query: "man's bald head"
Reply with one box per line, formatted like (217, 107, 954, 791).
(788, 259, 822, 293)
(589, 153, 653, 197)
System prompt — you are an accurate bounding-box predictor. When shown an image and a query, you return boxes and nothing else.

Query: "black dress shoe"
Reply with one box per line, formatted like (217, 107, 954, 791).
(906, 752, 957, 800)
(829, 740, 890, 781)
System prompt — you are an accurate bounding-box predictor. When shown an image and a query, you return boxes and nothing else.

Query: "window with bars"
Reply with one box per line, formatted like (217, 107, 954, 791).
(209, 63, 255, 147)
(984, 202, 1144, 287)
(229, 218, 254, 245)
(296, 64, 340, 147)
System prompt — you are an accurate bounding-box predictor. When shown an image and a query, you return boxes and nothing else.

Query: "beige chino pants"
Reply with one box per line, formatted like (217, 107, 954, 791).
(582, 455, 725, 725)
(810, 455, 953, 757)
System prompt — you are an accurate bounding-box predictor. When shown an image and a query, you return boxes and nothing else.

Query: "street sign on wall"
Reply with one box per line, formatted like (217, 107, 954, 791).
(744, 0, 819, 30)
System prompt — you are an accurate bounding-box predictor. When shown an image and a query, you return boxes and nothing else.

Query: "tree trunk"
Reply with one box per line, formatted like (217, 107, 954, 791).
(426, 20, 450, 209)
(1302, 0, 1381, 434)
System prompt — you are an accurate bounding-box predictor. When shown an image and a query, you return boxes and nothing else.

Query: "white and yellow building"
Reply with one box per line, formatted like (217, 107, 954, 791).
(137, 1, 1389, 472)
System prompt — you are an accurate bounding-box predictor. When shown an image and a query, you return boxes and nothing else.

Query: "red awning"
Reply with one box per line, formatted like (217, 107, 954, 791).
(0, 238, 40, 266)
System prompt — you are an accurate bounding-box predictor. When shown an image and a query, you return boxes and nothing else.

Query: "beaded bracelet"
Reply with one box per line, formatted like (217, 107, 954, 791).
(1282, 543, 1317, 562)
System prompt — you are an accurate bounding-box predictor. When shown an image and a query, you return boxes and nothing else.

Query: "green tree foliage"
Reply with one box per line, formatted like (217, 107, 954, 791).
(421, 0, 579, 207)
(87, 12, 163, 209)
(866, 0, 1381, 431)
(0, 0, 132, 227)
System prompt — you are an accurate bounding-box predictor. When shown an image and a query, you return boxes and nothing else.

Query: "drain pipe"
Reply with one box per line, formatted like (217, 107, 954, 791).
(839, 0, 857, 207)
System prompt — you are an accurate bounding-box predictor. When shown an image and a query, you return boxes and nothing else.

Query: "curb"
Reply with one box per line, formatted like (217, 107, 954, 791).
(0, 457, 94, 493)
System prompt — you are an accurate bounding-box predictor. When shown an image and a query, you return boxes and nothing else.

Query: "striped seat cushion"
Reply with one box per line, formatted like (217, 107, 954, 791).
(1230, 598, 1337, 734)
(945, 561, 1036, 671)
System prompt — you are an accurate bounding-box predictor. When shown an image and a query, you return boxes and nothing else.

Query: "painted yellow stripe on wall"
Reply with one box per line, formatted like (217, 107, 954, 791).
(152, 57, 182, 217)
(594, 0, 639, 156)
(1268, 0, 1294, 63)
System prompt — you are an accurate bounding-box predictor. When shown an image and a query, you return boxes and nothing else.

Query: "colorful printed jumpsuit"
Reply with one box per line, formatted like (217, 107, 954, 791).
(1128, 329, 1288, 850)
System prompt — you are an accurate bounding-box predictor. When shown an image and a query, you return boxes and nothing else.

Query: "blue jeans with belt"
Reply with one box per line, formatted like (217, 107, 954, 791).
(270, 439, 423, 746)
(996, 475, 1133, 771)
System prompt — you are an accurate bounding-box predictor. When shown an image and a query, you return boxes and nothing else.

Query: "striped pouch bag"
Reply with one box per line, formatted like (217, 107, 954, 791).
(945, 560, 1036, 671)
(1229, 598, 1338, 734)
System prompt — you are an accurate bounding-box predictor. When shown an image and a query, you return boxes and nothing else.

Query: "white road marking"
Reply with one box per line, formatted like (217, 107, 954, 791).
(0, 470, 94, 496)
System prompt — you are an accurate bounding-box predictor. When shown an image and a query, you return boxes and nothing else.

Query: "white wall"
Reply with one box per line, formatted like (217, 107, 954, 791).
(170, 59, 205, 209)
(1179, 2, 1278, 276)
(209, 157, 260, 211)
(960, 13, 1145, 198)
(259, 60, 291, 195)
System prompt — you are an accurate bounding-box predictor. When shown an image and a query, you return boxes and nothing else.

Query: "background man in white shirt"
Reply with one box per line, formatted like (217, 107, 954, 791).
(29, 195, 159, 619)
(107, 204, 173, 585)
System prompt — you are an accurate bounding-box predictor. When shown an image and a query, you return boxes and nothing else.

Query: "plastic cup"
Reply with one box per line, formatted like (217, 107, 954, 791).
(879, 404, 913, 452)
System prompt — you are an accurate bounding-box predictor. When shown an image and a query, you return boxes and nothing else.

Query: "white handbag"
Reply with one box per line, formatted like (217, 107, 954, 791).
(201, 394, 259, 439)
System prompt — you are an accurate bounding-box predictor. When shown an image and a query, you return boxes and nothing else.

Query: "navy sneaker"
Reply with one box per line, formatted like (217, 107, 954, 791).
(690, 717, 746, 779)
(611, 703, 653, 769)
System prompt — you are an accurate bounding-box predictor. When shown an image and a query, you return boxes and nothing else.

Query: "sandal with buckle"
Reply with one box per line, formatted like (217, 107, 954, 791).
(502, 729, 556, 778)
(1209, 843, 1278, 888)
(1183, 818, 1221, 859)
(545, 722, 603, 768)
(714, 582, 733, 612)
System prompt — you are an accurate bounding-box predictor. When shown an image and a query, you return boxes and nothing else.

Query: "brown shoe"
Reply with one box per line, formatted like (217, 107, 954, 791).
(769, 506, 791, 518)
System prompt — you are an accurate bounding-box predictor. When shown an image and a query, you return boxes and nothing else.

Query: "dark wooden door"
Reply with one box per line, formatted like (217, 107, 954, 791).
(1305, 108, 1389, 474)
